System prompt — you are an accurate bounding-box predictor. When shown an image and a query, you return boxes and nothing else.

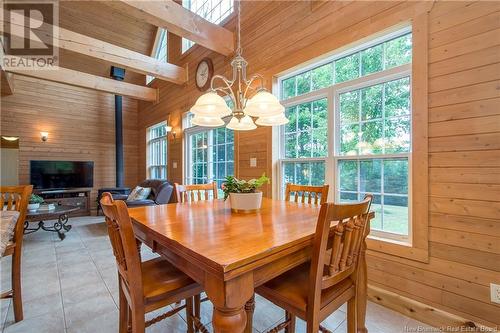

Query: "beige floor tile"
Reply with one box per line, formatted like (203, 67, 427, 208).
(66, 306, 118, 333)
(3, 309, 65, 333)
(64, 293, 118, 332)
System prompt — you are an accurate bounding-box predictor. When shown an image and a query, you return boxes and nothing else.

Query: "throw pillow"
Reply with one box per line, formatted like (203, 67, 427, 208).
(127, 186, 144, 201)
(135, 187, 151, 201)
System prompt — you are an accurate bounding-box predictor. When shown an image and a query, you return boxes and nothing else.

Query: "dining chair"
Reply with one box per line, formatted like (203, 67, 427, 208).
(0, 185, 33, 322)
(100, 193, 206, 333)
(174, 182, 218, 203)
(285, 183, 330, 205)
(255, 195, 373, 333)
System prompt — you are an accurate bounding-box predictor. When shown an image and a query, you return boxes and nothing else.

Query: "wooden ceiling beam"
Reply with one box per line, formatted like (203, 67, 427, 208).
(1, 11, 187, 84)
(113, 0, 235, 56)
(6, 61, 158, 102)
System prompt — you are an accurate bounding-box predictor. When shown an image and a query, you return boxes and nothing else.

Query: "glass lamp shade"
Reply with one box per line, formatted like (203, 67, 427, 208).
(226, 115, 257, 131)
(190, 92, 232, 117)
(255, 113, 289, 126)
(244, 90, 285, 117)
(255, 112, 289, 126)
(191, 115, 225, 127)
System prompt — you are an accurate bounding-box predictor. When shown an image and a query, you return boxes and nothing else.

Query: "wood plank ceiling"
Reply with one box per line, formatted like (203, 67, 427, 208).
(57, 1, 157, 85)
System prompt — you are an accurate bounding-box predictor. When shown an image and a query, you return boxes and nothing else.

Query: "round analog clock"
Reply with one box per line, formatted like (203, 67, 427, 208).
(195, 57, 214, 91)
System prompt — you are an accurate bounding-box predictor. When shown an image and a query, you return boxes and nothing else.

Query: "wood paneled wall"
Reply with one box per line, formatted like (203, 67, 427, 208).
(0, 75, 140, 210)
(368, 1, 500, 327)
(137, 0, 500, 327)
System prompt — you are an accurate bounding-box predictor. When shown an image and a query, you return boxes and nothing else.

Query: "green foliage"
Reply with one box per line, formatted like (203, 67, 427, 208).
(222, 174, 270, 200)
(281, 33, 412, 101)
(29, 194, 44, 204)
(282, 161, 325, 189)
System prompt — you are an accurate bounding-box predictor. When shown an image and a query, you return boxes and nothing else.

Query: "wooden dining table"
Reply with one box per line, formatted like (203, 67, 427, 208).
(128, 198, 372, 333)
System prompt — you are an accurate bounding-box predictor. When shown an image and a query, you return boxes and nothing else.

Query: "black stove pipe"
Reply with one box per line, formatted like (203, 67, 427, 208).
(110, 66, 126, 188)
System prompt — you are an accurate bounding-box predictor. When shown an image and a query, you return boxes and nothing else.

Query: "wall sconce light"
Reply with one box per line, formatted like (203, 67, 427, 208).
(40, 132, 49, 142)
(165, 123, 177, 140)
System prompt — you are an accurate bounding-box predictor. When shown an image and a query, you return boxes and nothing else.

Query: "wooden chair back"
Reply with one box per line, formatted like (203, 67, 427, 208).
(174, 182, 218, 203)
(0, 185, 33, 248)
(308, 195, 373, 312)
(100, 193, 144, 308)
(285, 183, 329, 205)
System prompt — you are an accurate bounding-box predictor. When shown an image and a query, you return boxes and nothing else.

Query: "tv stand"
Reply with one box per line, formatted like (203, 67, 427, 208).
(34, 188, 91, 217)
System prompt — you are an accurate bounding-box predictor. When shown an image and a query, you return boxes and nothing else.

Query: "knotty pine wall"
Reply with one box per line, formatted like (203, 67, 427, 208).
(137, 0, 500, 327)
(0, 75, 140, 210)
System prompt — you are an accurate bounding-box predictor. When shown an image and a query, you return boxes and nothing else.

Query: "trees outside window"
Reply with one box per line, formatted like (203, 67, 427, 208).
(279, 29, 412, 240)
(184, 114, 234, 197)
(147, 122, 168, 178)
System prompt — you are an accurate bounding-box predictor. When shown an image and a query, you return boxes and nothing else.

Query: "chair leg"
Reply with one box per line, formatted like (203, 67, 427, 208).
(244, 294, 255, 333)
(186, 297, 195, 333)
(118, 279, 128, 333)
(130, 307, 145, 333)
(285, 311, 296, 333)
(194, 294, 201, 332)
(12, 248, 23, 322)
(347, 298, 357, 333)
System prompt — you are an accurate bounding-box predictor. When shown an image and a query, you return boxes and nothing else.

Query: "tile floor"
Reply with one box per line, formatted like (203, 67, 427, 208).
(0, 216, 434, 333)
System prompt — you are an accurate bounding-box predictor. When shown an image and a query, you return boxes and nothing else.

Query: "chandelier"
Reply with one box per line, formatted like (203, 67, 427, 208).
(190, 1, 288, 131)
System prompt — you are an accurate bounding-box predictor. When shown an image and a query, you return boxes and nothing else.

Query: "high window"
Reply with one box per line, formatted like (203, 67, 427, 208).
(183, 113, 235, 196)
(278, 29, 412, 241)
(147, 122, 168, 178)
(147, 29, 168, 84)
(181, 0, 234, 53)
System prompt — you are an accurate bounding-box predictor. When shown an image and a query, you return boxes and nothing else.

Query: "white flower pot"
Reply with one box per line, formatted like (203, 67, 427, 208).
(229, 192, 263, 213)
(27, 203, 40, 211)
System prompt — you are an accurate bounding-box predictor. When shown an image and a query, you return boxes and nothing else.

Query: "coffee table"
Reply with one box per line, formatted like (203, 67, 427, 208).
(25, 205, 79, 240)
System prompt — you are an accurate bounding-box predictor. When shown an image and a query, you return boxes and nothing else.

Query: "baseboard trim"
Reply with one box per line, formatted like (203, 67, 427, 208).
(367, 284, 496, 332)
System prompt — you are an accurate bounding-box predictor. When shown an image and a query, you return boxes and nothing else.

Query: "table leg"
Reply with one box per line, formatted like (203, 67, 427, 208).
(205, 273, 254, 333)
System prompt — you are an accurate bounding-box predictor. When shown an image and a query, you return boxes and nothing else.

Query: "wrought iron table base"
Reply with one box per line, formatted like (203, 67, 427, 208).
(24, 214, 72, 240)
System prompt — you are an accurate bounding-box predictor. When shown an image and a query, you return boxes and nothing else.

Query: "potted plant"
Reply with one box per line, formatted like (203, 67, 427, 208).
(28, 194, 44, 211)
(222, 174, 270, 213)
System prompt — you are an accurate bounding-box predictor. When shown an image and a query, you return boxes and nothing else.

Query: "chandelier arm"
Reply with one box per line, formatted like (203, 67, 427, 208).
(242, 74, 266, 108)
(210, 75, 238, 113)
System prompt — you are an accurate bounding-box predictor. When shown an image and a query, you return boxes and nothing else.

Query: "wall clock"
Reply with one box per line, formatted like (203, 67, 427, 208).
(195, 57, 214, 91)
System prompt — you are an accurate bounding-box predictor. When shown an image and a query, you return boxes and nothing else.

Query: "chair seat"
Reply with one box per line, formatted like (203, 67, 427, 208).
(141, 257, 197, 301)
(257, 262, 354, 318)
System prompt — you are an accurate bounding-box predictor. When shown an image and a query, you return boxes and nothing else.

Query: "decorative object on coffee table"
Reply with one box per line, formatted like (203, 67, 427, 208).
(24, 205, 79, 240)
(222, 174, 269, 213)
(27, 194, 44, 212)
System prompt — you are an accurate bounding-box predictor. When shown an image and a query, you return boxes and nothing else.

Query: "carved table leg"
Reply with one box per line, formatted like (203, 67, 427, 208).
(213, 307, 247, 333)
(205, 272, 254, 333)
(244, 294, 255, 333)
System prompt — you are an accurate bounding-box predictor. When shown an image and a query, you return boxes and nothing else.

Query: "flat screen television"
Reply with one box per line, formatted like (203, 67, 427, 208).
(30, 160, 94, 190)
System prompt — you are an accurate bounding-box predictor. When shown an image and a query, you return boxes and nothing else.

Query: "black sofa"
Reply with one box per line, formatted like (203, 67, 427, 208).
(111, 179, 175, 207)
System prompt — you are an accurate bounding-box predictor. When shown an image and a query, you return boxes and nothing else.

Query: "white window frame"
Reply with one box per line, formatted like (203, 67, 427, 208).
(147, 29, 168, 85)
(181, 0, 235, 54)
(277, 27, 413, 244)
(183, 116, 234, 186)
(146, 121, 168, 179)
(333, 65, 412, 243)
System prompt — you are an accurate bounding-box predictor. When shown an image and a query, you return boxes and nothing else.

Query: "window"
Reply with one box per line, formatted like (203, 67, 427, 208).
(146, 122, 168, 178)
(278, 28, 412, 241)
(147, 29, 168, 84)
(181, 0, 234, 53)
(183, 114, 234, 196)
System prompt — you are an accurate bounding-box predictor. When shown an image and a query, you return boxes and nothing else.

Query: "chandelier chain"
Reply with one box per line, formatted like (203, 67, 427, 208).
(237, 0, 242, 55)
